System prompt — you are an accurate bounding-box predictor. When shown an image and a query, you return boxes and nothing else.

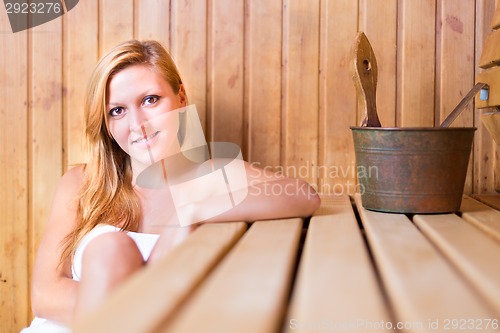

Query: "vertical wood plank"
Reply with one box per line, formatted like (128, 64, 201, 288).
(99, 0, 134, 56)
(244, 0, 282, 166)
(436, 0, 475, 193)
(436, 0, 475, 127)
(63, 0, 98, 167)
(318, 0, 358, 195)
(134, 0, 170, 47)
(171, 0, 207, 134)
(282, 0, 320, 185)
(0, 9, 29, 332)
(207, 0, 244, 147)
(474, 0, 497, 194)
(359, 0, 398, 127)
(397, 0, 436, 127)
(29, 12, 63, 321)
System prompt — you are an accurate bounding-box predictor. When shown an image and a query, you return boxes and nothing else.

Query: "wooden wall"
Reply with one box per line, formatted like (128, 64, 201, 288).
(0, 0, 498, 331)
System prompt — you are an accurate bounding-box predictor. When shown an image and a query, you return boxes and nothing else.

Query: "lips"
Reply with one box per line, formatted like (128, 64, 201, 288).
(132, 131, 160, 144)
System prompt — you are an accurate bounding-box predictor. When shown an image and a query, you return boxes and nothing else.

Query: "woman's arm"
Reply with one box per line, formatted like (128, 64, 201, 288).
(203, 161, 320, 222)
(30, 165, 84, 325)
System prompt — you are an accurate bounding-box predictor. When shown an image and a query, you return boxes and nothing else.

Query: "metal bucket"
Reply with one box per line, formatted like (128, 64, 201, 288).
(351, 127, 476, 213)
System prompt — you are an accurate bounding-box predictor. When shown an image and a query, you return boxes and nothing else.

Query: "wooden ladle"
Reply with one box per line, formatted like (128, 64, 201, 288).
(351, 32, 382, 127)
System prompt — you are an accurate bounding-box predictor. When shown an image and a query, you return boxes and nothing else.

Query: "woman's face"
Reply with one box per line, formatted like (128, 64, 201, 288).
(107, 64, 186, 168)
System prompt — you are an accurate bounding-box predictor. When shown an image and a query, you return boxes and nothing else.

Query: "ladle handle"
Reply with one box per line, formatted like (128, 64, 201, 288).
(440, 82, 487, 127)
(351, 32, 382, 127)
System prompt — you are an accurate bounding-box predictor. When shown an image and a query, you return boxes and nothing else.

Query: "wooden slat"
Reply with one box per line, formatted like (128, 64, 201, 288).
(476, 67, 500, 108)
(414, 214, 500, 315)
(207, 0, 244, 147)
(63, 0, 98, 167)
(74, 222, 247, 333)
(473, 194, 500, 210)
(493, 3, 500, 29)
(99, 0, 134, 56)
(318, 0, 358, 193)
(161, 219, 303, 333)
(282, 0, 319, 185)
(244, 0, 282, 165)
(135, 0, 170, 47)
(171, 0, 208, 133)
(355, 195, 496, 332)
(480, 112, 500, 143)
(479, 28, 500, 69)
(285, 196, 391, 333)
(30, 13, 63, 322)
(0, 8, 29, 332)
(397, 0, 436, 127)
(461, 196, 500, 242)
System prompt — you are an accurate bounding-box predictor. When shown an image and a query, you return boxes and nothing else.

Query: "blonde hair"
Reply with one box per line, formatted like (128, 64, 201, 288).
(60, 40, 186, 265)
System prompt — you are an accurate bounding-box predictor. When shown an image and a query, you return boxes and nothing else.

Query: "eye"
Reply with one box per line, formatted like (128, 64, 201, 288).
(142, 95, 159, 106)
(109, 107, 126, 118)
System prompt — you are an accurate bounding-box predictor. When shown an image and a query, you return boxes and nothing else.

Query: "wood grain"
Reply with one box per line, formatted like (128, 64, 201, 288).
(63, 0, 98, 167)
(461, 195, 500, 242)
(318, 0, 359, 195)
(74, 222, 247, 333)
(282, 0, 320, 186)
(207, 0, 244, 146)
(397, 0, 436, 127)
(99, 0, 134, 56)
(29, 13, 63, 322)
(414, 213, 500, 315)
(0, 8, 29, 331)
(135, 0, 170, 47)
(244, 0, 282, 166)
(285, 195, 391, 333)
(359, 0, 397, 127)
(479, 29, 500, 69)
(161, 219, 303, 333)
(355, 194, 496, 332)
(474, 0, 497, 194)
(436, 0, 475, 193)
(171, 0, 208, 133)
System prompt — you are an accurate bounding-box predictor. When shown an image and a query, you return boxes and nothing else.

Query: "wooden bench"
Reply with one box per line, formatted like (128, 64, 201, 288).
(73, 194, 500, 333)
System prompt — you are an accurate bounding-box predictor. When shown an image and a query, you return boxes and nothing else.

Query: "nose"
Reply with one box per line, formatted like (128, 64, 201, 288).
(128, 108, 146, 131)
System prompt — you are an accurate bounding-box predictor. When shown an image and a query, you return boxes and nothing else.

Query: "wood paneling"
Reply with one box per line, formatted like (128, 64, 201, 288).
(474, 0, 498, 194)
(245, 0, 282, 167)
(63, 0, 98, 168)
(29, 13, 63, 324)
(282, 0, 320, 185)
(318, 0, 358, 195)
(0, 7, 29, 332)
(1, 0, 498, 330)
(398, 0, 436, 127)
(436, 0, 475, 192)
(207, 0, 244, 146)
(171, 0, 207, 133)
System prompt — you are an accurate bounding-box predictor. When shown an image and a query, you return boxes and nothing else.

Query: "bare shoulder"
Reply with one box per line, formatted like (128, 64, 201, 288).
(56, 165, 85, 197)
(47, 164, 85, 222)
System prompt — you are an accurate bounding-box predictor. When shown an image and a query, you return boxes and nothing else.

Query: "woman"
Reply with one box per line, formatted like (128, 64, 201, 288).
(23, 40, 320, 332)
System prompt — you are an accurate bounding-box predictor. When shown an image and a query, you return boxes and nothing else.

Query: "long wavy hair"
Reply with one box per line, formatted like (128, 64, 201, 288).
(60, 40, 186, 265)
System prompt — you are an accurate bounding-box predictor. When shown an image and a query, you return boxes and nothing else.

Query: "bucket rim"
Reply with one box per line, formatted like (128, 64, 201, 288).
(350, 126, 477, 131)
